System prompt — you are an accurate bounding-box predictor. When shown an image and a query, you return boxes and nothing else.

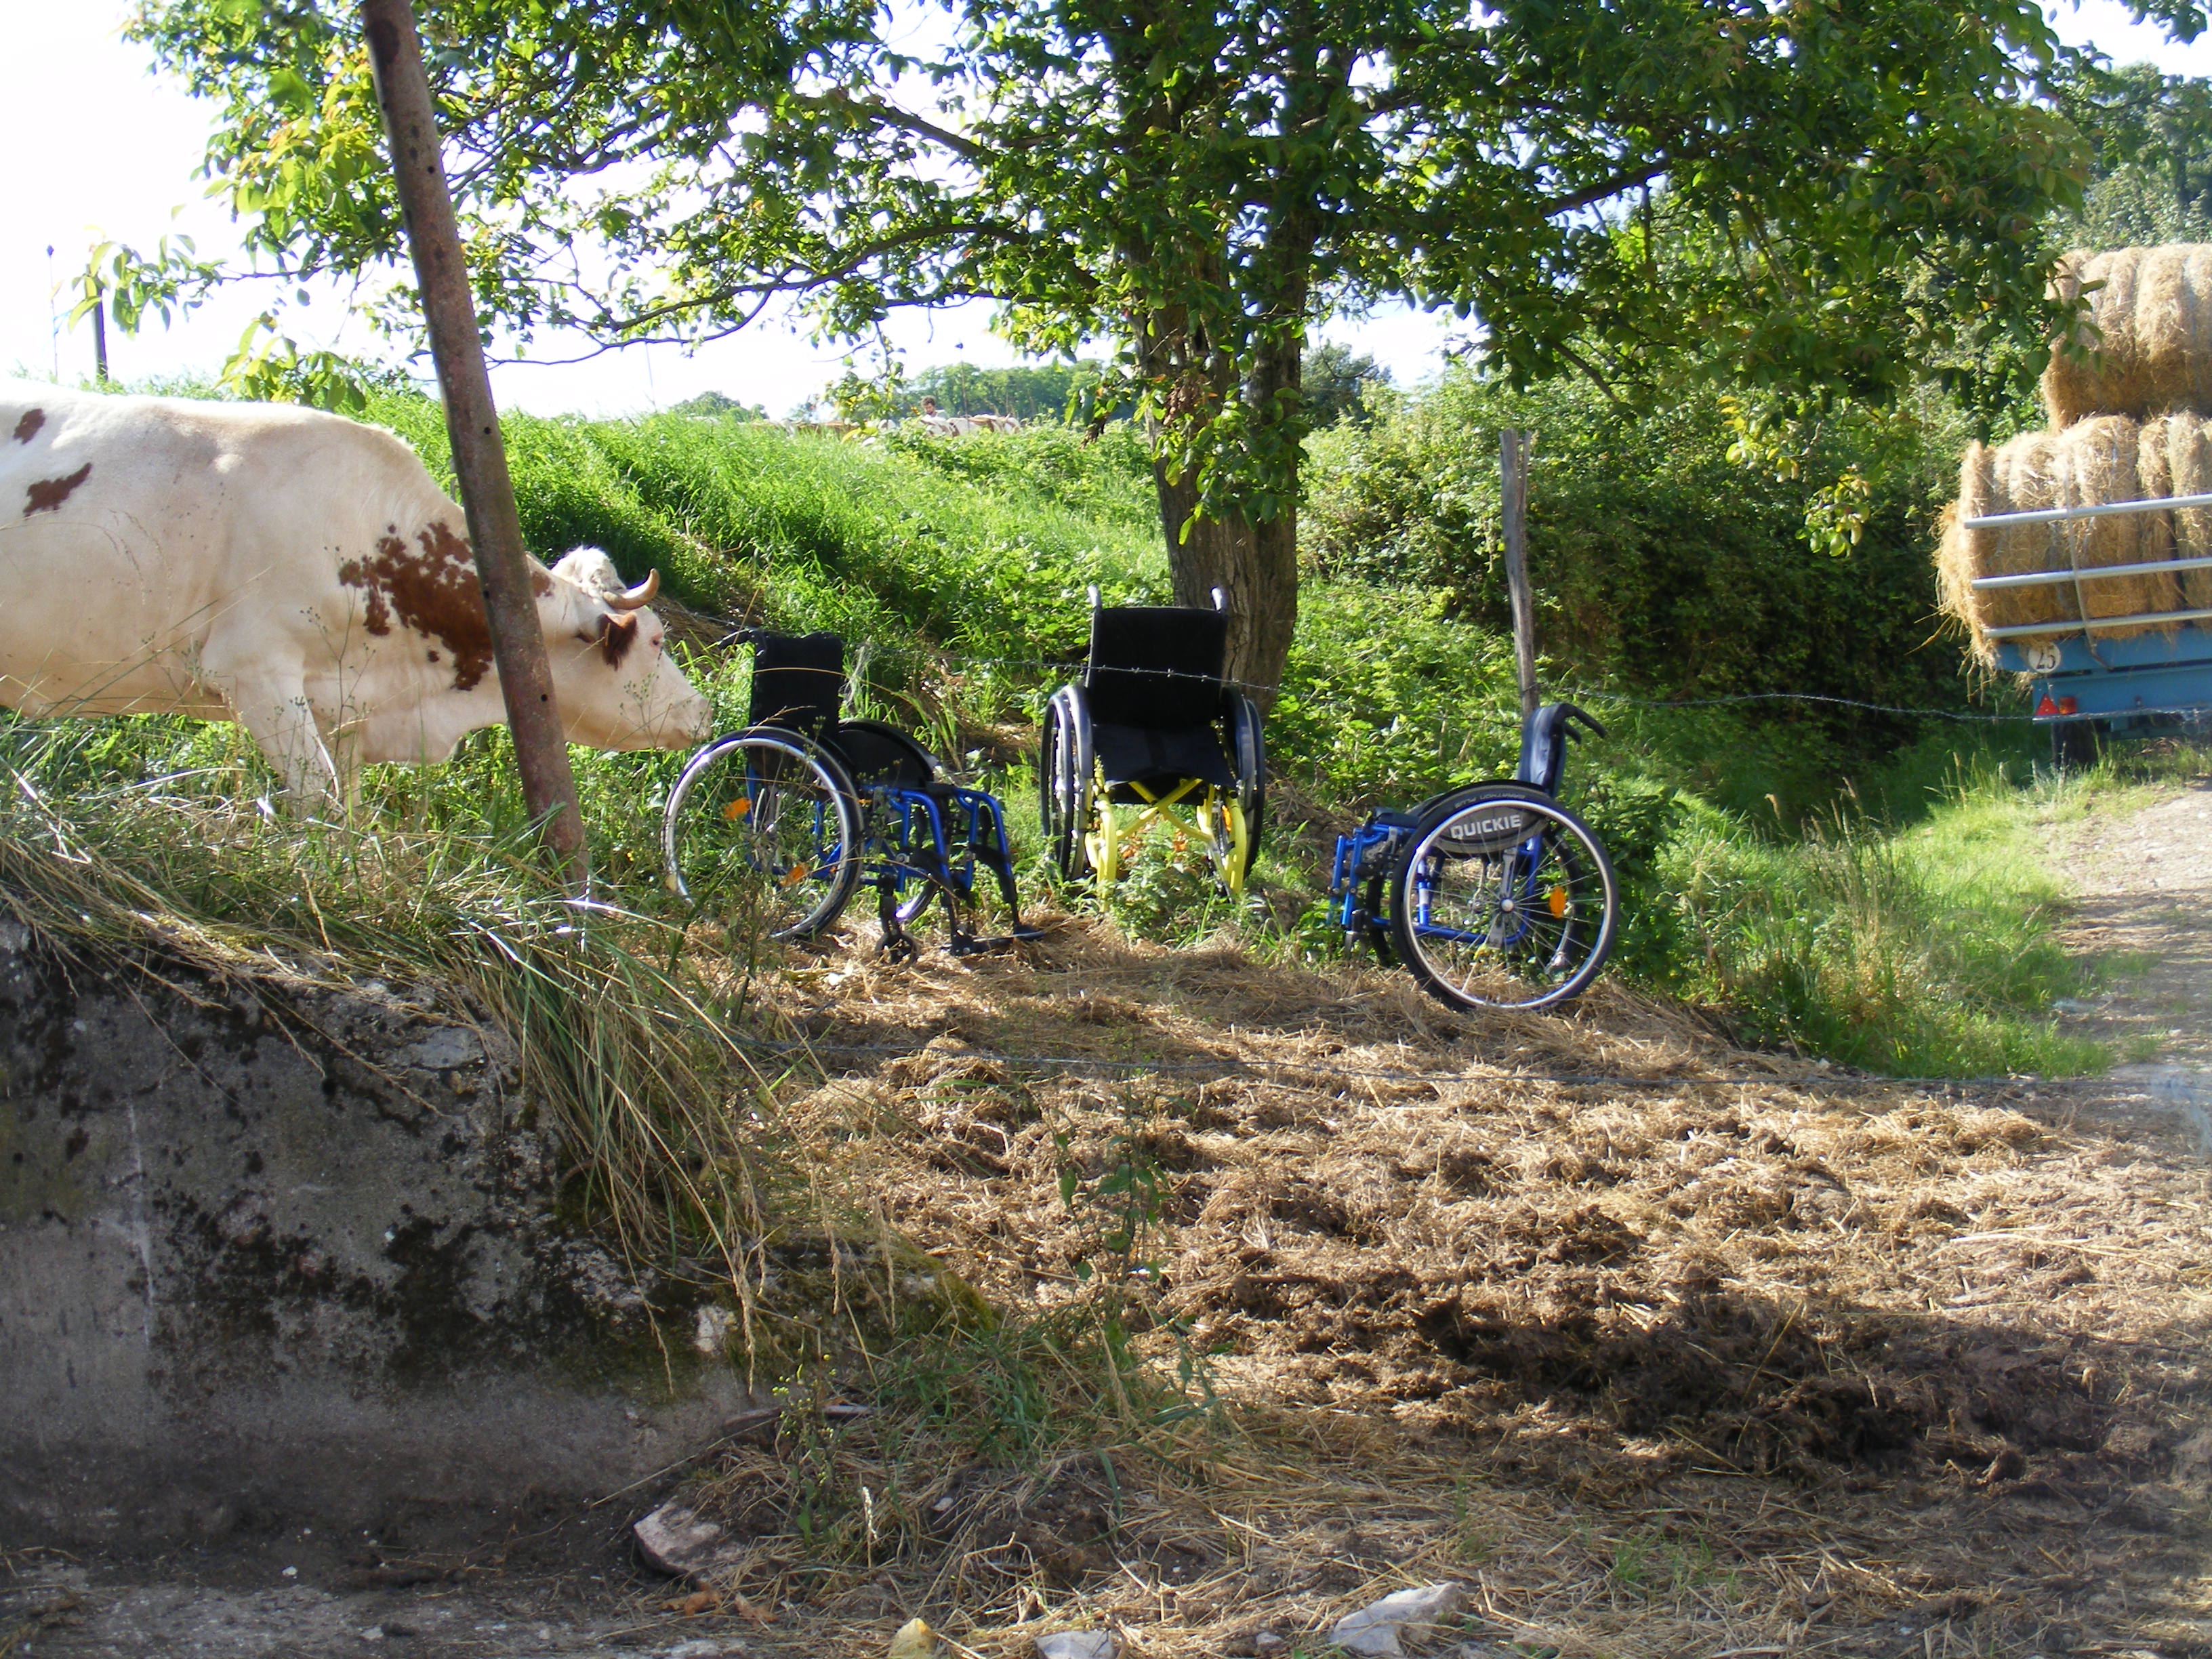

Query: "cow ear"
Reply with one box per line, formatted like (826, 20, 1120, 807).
(598, 611, 640, 668)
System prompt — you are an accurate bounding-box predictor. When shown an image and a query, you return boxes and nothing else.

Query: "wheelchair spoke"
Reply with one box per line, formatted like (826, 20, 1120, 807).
(664, 731, 862, 941)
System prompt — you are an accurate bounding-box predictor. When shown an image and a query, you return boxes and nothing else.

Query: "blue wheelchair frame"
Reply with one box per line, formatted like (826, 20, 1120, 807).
(859, 767, 1033, 958)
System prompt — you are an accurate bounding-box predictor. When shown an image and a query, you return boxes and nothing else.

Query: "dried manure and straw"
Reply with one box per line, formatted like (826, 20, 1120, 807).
(664, 926, 2212, 1659)
(1936, 415, 2190, 662)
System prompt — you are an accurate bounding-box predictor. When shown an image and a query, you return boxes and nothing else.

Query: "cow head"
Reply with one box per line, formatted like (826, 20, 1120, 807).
(539, 548, 712, 750)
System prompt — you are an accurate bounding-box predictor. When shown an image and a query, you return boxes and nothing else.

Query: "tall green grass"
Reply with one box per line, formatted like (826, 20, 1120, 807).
(1633, 781, 2105, 1078)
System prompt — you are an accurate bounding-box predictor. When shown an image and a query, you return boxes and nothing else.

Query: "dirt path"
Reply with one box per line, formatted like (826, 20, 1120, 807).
(2054, 777, 2212, 1151)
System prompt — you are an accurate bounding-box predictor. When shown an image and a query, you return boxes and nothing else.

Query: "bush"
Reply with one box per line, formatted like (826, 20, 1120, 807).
(1302, 371, 1994, 810)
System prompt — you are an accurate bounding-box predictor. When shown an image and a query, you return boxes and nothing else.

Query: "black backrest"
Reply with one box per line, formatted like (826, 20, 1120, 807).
(1085, 606, 1229, 729)
(1515, 701, 1604, 794)
(749, 632, 844, 737)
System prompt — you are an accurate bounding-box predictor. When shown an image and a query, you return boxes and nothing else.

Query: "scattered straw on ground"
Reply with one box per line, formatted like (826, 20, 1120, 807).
(635, 914, 2212, 1658)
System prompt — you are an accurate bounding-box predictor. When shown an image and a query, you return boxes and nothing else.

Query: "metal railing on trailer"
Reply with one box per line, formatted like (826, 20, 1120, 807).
(1961, 493, 2212, 740)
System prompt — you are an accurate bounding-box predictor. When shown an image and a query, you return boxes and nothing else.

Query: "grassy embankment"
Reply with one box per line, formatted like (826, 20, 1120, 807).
(6, 385, 2164, 1086)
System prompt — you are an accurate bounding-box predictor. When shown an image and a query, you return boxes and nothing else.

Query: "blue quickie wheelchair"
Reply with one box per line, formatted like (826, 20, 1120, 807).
(1330, 703, 1618, 1010)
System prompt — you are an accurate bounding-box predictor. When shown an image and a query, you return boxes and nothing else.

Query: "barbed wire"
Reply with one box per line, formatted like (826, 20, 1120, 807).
(677, 612, 2212, 729)
(1553, 684, 2212, 723)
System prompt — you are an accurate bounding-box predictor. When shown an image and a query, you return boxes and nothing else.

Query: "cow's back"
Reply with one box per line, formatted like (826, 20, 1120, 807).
(0, 382, 449, 717)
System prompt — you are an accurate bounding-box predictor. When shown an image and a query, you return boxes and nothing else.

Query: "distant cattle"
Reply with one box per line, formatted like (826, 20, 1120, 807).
(0, 381, 710, 811)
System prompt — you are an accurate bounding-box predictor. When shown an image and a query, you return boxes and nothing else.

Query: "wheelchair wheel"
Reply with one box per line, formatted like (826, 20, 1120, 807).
(1230, 694, 1267, 867)
(1362, 872, 1396, 964)
(1388, 785, 1616, 1012)
(1039, 687, 1092, 879)
(663, 728, 863, 940)
(1195, 790, 1254, 897)
(834, 719, 941, 787)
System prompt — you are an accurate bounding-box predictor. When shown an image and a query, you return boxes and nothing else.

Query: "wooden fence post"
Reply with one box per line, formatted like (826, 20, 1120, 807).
(361, 0, 587, 887)
(1501, 429, 1538, 721)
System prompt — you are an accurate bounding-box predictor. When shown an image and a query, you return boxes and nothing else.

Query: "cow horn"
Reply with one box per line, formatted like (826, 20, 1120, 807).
(607, 569, 660, 611)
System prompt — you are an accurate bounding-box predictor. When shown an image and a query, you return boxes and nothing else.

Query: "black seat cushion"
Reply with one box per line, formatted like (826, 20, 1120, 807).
(749, 632, 844, 737)
(1093, 722, 1233, 791)
(1086, 607, 1229, 729)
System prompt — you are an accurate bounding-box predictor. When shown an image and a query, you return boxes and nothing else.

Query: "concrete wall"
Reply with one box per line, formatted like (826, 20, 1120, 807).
(0, 922, 745, 1549)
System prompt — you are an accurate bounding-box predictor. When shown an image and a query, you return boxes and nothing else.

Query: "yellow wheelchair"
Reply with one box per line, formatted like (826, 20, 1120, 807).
(1038, 588, 1266, 897)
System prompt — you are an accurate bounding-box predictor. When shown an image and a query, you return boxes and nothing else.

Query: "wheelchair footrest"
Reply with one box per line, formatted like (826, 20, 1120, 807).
(947, 923, 1045, 958)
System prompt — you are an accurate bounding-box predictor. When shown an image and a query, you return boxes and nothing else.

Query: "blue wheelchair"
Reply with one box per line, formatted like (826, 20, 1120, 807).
(1330, 703, 1618, 1011)
(662, 631, 1037, 958)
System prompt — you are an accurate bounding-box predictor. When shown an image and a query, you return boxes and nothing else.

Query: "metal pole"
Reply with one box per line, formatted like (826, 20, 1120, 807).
(1501, 429, 1538, 721)
(91, 291, 108, 384)
(361, 0, 586, 886)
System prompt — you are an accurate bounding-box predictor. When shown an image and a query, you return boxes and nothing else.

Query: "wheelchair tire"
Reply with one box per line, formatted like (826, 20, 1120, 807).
(1388, 784, 1616, 1012)
(1230, 693, 1267, 874)
(1362, 872, 1396, 964)
(663, 727, 864, 941)
(1039, 687, 1092, 880)
(832, 718, 942, 787)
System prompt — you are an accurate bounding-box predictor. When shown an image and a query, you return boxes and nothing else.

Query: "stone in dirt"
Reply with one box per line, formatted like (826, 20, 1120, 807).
(1036, 1632, 1119, 1659)
(1330, 1582, 1468, 1657)
(634, 1501, 748, 1578)
(888, 1616, 940, 1658)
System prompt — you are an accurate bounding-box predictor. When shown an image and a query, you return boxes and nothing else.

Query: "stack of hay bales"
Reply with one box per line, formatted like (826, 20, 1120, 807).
(1939, 245, 2212, 664)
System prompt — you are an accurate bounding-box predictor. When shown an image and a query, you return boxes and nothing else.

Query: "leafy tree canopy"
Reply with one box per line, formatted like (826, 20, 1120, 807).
(1303, 343, 1391, 430)
(2055, 55, 2212, 244)
(673, 390, 771, 419)
(112, 0, 2195, 691)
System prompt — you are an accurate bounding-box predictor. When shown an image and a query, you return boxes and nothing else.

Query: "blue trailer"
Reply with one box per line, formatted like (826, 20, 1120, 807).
(1965, 491, 2212, 761)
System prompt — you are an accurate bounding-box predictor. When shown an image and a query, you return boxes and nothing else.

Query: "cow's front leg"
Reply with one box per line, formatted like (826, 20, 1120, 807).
(220, 672, 342, 813)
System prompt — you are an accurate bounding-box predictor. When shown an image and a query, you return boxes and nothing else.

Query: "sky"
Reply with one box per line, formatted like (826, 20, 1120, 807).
(3, 1, 2209, 417)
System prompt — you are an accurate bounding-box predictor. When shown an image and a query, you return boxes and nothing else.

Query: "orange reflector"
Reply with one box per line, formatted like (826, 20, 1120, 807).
(723, 797, 752, 819)
(1548, 886, 1568, 918)
(781, 863, 809, 888)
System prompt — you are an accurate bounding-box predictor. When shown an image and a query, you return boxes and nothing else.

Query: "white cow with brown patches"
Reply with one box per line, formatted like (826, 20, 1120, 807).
(0, 380, 710, 809)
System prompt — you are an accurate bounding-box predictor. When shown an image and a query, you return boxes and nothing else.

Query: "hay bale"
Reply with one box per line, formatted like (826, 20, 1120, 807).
(2162, 411, 2212, 612)
(2042, 244, 2212, 426)
(2053, 416, 2185, 631)
(1937, 441, 2050, 663)
(1937, 417, 2188, 658)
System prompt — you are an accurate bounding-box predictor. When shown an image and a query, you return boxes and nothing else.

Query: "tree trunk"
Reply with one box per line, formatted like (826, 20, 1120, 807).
(1152, 468, 1299, 712)
(1139, 319, 1303, 711)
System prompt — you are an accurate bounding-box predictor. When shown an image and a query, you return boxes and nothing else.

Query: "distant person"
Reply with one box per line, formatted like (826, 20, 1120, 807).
(920, 396, 939, 416)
